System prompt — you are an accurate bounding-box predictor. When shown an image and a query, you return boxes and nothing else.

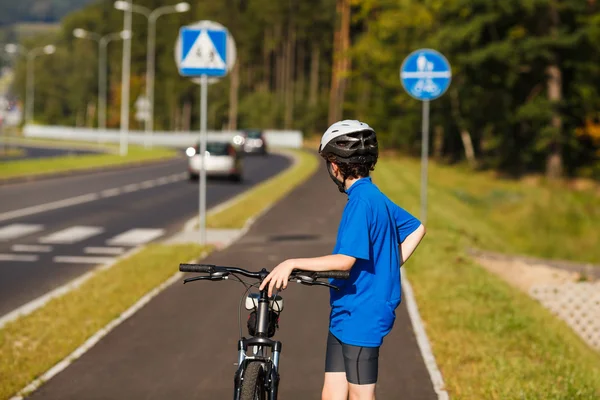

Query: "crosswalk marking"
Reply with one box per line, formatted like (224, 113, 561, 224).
(12, 244, 53, 253)
(107, 228, 165, 246)
(39, 226, 104, 244)
(0, 253, 39, 262)
(0, 224, 44, 241)
(53, 256, 115, 264)
(84, 247, 125, 255)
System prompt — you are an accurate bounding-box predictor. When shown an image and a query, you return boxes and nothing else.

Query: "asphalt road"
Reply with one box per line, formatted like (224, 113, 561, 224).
(0, 153, 290, 317)
(0, 144, 99, 161)
(29, 163, 437, 400)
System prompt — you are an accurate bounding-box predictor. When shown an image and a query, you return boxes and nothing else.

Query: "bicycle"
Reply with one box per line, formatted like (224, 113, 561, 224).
(179, 263, 349, 400)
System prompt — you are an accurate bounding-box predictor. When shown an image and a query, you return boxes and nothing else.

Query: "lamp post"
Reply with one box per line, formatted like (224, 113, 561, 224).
(114, 1, 190, 146)
(4, 43, 55, 124)
(73, 29, 131, 131)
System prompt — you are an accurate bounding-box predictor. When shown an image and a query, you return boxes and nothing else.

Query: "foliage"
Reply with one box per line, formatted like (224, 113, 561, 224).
(4, 0, 600, 177)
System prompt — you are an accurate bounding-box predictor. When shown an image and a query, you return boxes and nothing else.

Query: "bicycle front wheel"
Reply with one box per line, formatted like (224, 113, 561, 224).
(240, 361, 267, 400)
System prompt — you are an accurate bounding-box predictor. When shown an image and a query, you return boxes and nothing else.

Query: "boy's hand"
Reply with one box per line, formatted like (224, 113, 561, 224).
(259, 259, 295, 297)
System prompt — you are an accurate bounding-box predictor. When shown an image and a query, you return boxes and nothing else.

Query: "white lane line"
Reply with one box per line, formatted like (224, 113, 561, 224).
(139, 180, 155, 189)
(0, 224, 44, 241)
(53, 256, 115, 264)
(0, 254, 39, 262)
(0, 194, 99, 223)
(0, 171, 185, 223)
(84, 247, 125, 255)
(12, 244, 53, 253)
(401, 268, 450, 400)
(106, 228, 165, 246)
(122, 183, 140, 193)
(39, 226, 104, 244)
(100, 188, 121, 198)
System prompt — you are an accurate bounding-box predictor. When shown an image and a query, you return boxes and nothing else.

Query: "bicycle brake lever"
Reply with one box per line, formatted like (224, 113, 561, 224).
(310, 280, 339, 290)
(183, 274, 228, 284)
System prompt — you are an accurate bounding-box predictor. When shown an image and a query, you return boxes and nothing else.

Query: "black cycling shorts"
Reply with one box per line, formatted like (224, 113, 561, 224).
(324, 331, 379, 385)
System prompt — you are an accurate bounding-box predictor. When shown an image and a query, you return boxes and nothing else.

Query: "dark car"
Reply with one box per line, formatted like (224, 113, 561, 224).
(237, 129, 268, 156)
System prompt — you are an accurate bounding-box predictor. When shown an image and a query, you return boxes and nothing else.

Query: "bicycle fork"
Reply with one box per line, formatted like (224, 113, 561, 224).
(233, 338, 282, 400)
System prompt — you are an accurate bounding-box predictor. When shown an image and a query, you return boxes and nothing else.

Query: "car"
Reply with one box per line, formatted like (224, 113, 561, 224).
(186, 141, 243, 182)
(234, 129, 268, 156)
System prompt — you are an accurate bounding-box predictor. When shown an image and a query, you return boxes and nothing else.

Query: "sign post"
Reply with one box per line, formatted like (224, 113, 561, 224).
(176, 21, 236, 245)
(400, 49, 451, 224)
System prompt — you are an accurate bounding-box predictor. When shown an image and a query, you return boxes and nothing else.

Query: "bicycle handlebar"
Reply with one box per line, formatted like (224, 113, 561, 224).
(179, 263, 350, 280)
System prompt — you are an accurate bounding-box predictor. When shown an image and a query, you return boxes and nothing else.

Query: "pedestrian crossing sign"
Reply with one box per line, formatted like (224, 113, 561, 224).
(178, 27, 227, 77)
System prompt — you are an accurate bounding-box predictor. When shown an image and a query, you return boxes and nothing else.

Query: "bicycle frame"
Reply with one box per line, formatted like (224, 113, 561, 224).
(233, 288, 282, 400)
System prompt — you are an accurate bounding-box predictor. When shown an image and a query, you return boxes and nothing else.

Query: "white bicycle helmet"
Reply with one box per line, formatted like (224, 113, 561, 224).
(318, 120, 378, 164)
(318, 120, 378, 193)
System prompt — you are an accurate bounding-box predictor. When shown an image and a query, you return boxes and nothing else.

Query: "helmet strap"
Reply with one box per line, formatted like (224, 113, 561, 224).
(327, 161, 347, 193)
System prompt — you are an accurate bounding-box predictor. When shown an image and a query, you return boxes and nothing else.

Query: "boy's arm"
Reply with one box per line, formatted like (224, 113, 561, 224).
(399, 224, 426, 264)
(259, 254, 356, 297)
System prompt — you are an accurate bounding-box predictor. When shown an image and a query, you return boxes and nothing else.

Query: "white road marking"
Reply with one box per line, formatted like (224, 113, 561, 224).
(122, 183, 140, 193)
(0, 224, 44, 241)
(84, 246, 125, 255)
(53, 256, 115, 264)
(401, 268, 450, 400)
(155, 176, 169, 185)
(0, 254, 39, 262)
(140, 180, 155, 189)
(100, 188, 121, 198)
(0, 194, 99, 223)
(39, 226, 104, 244)
(12, 244, 53, 253)
(106, 228, 165, 246)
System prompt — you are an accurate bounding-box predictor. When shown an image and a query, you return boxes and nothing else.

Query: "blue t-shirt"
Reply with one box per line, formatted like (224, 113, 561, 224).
(329, 177, 421, 347)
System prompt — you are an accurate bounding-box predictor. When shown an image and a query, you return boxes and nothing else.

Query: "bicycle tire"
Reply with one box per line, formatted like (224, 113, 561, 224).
(240, 361, 267, 400)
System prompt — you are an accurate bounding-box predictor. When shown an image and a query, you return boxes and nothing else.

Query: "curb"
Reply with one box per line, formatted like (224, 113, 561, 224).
(0, 156, 181, 187)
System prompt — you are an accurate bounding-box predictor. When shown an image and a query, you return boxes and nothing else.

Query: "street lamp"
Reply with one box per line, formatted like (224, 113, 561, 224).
(4, 43, 55, 124)
(114, 1, 190, 145)
(73, 28, 131, 131)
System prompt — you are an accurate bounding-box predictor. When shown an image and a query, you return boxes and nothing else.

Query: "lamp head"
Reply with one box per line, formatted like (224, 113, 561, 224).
(175, 2, 190, 12)
(73, 28, 87, 38)
(114, 1, 129, 11)
(43, 45, 56, 54)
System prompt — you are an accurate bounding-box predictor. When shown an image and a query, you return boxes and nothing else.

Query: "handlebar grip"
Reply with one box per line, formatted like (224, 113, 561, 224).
(179, 263, 215, 273)
(313, 270, 350, 279)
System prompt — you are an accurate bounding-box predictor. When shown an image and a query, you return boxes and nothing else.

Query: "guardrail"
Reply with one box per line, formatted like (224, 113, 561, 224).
(23, 125, 303, 148)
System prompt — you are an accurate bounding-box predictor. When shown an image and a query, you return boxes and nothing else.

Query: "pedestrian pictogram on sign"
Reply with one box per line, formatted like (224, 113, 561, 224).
(179, 28, 227, 77)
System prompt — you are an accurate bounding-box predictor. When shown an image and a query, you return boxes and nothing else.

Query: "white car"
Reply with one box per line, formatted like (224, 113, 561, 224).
(186, 141, 243, 182)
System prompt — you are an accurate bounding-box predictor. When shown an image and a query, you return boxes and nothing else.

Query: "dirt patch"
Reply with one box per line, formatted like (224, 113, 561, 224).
(474, 257, 582, 293)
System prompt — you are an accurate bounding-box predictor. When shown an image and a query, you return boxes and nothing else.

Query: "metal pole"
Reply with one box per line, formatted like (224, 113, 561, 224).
(199, 75, 208, 245)
(420, 100, 430, 224)
(145, 16, 156, 146)
(26, 54, 34, 124)
(119, 0, 132, 156)
(98, 39, 107, 132)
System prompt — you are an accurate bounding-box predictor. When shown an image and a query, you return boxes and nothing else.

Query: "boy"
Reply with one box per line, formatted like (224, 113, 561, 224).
(259, 120, 426, 400)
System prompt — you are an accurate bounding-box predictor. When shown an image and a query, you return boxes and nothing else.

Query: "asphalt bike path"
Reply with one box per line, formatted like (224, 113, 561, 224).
(0, 154, 289, 317)
(30, 164, 437, 399)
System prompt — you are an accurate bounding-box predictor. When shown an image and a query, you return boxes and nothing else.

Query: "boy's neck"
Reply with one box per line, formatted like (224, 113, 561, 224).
(345, 176, 366, 190)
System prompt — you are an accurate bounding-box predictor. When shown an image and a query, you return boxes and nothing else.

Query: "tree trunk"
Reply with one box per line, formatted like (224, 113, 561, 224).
(433, 125, 444, 159)
(546, 2, 563, 180)
(296, 42, 305, 104)
(450, 88, 477, 167)
(228, 61, 240, 130)
(309, 45, 320, 107)
(284, 28, 296, 129)
(328, 0, 350, 124)
(263, 28, 272, 91)
(182, 100, 191, 132)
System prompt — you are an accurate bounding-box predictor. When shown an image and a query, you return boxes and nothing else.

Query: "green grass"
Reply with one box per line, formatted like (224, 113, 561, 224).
(0, 145, 177, 180)
(375, 156, 600, 399)
(0, 244, 206, 400)
(207, 149, 319, 228)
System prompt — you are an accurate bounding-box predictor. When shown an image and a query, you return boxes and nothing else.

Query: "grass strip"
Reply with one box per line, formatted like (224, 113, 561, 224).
(207, 149, 319, 228)
(374, 156, 600, 399)
(0, 244, 205, 400)
(0, 145, 177, 180)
